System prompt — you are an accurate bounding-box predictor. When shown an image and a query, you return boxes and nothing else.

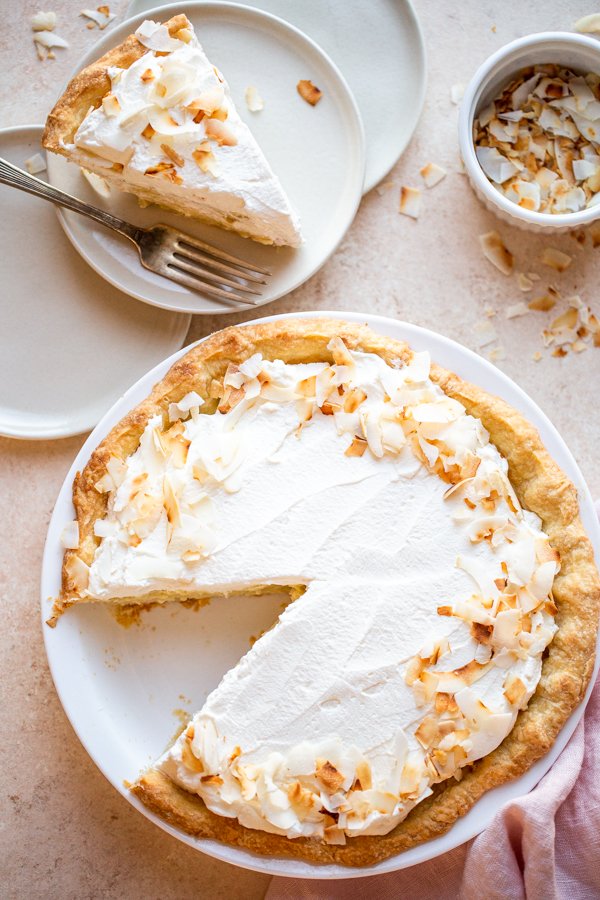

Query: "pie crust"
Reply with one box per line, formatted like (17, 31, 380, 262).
(43, 15, 189, 154)
(57, 319, 600, 866)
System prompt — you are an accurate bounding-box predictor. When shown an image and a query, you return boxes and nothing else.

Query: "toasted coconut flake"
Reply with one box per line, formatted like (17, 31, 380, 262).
(479, 231, 514, 275)
(297, 79, 323, 106)
(518, 272, 534, 292)
(245, 85, 264, 112)
(141, 68, 154, 83)
(505, 301, 529, 319)
(31, 11, 56, 31)
(572, 339, 588, 353)
(200, 774, 223, 786)
(181, 739, 204, 773)
(80, 7, 115, 29)
(205, 118, 238, 147)
(532, 351, 543, 361)
(488, 345, 506, 362)
(316, 759, 344, 793)
(33, 29, 69, 50)
(345, 436, 368, 457)
(528, 294, 556, 312)
(192, 147, 218, 176)
(61, 521, 80, 550)
(24, 152, 46, 175)
(399, 186, 422, 219)
(102, 93, 120, 117)
(541, 247, 572, 272)
(420, 162, 447, 188)
(65, 554, 89, 592)
(574, 13, 600, 33)
(504, 674, 528, 707)
(450, 83, 465, 104)
(160, 143, 184, 167)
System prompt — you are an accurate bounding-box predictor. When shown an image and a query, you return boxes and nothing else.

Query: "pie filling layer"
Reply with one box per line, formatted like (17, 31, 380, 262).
(64, 339, 559, 843)
(62, 18, 301, 246)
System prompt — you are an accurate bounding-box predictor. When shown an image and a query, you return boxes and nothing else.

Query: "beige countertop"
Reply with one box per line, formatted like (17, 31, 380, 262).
(1, 1, 599, 897)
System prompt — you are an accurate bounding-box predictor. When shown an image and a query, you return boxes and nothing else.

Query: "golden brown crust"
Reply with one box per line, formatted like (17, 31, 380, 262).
(59, 319, 600, 865)
(42, 15, 190, 153)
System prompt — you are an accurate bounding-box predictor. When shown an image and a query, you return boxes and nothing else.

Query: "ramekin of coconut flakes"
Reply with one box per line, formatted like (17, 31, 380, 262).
(459, 32, 600, 231)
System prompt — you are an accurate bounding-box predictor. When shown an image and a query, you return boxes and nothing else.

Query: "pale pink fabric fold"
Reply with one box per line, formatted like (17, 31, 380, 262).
(266, 508, 600, 900)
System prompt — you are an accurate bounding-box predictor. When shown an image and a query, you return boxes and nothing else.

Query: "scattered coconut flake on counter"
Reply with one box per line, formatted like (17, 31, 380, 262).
(31, 10, 56, 30)
(541, 247, 572, 271)
(473, 64, 600, 213)
(80, 7, 116, 29)
(245, 85, 264, 112)
(533, 350, 543, 361)
(488, 346, 506, 362)
(479, 230, 514, 274)
(420, 162, 447, 188)
(33, 28, 69, 60)
(474, 320, 498, 347)
(81, 168, 111, 198)
(297, 79, 322, 106)
(518, 272, 534, 291)
(24, 153, 46, 175)
(399, 186, 422, 219)
(451, 83, 465, 104)
(484, 305, 497, 317)
(539, 295, 600, 356)
(506, 301, 530, 319)
(573, 13, 600, 33)
(529, 292, 558, 312)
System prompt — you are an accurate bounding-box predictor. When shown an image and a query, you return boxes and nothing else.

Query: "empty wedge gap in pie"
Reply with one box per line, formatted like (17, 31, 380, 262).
(50, 319, 600, 866)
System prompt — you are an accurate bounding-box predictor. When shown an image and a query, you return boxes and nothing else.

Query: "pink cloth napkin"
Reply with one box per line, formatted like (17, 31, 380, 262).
(266, 508, 600, 900)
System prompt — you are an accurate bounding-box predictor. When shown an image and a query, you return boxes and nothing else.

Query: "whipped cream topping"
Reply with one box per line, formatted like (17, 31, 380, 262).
(70, 19, 301, 246)
(70, 339, 559, 842)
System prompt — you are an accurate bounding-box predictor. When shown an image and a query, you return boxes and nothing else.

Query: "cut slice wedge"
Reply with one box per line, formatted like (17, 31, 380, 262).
(43, 15, 302, 247)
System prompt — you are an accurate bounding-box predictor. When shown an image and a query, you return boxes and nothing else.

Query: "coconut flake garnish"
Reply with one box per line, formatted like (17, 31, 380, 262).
(31, 10, 56, 30)
(420, 162, 447, 188)
(399, 186, 422, 219)
(540, 247, 572, 272)
(574, 13, 600, 33)
(479, 231, 514, 275)
(135, 20, 183, 52)
(297, 80, 322, 106)
(245, 85, 264, 112)
(24, 152, 46, 175)
(61, 521, 80, 550)
(80, 7, 116, 29)
(518, 272, 534, 292)
(450, 83, 465, 104)
(505, 301, 529, 319)
(474, 63, 600, 213)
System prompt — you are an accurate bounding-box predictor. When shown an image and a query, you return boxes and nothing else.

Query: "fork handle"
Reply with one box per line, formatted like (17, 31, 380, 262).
(0, 156, 140, 242)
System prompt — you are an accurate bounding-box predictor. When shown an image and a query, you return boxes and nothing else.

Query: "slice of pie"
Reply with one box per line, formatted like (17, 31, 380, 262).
(52, 319, 600, 866)
(42, 15, 302, 247)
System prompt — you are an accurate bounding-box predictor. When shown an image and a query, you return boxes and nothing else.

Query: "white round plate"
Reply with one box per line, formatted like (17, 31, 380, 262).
(126, 0, 427, 192)
(41, 311, 600, 878)
(0, 125, 190, 440)
(45, 3, 365, 315)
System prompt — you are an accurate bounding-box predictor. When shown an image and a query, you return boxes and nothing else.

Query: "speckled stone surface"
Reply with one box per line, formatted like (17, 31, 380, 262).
(1, 2, 599, 897)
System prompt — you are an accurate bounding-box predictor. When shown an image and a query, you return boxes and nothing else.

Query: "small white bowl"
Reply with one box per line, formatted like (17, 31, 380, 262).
(459, 31, 600, 232)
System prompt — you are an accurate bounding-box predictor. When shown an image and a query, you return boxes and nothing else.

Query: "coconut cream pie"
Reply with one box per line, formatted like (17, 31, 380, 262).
(54, 319, 599, 866)
(42, 15, 301, 246)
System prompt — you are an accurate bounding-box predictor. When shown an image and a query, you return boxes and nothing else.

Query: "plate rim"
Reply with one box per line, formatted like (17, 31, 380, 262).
(123, 0, 428, 193)
(0, 122, 191, 441)
(41, 310, 600, 878)
(46, 1, 366, 315)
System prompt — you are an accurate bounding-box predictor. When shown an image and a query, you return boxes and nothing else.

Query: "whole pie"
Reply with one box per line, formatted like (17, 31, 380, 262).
(53, 319, 599, 866)
(42, 15, 301, 246)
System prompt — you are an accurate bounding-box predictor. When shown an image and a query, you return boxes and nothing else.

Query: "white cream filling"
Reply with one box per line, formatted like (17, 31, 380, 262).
(70, 19, 301, 246)
(73, 341, 559, 842)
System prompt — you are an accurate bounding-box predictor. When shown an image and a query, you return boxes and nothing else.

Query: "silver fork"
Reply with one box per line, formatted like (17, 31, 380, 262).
(0, 156, 270, 306)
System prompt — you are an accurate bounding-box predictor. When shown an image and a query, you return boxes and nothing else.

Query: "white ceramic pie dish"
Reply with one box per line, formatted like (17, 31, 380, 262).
(459, 31, 600, 232)
(41, 311, 600, 878)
